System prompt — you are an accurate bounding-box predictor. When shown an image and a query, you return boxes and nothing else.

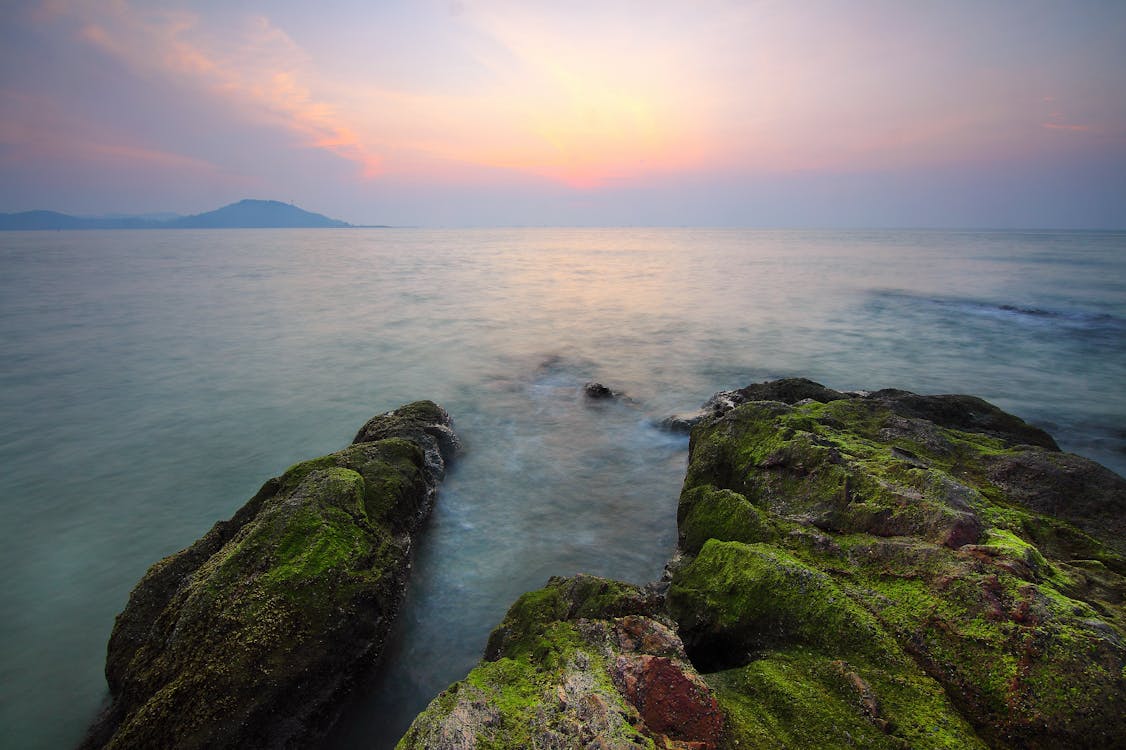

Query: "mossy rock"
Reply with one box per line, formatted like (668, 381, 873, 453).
(679, 485, 777, 554)
(83, 401, 458, 750)
(708, 649, 987, 750)
(730, 377, 849, 406)
(669, 540, 902, 667)
(400, 575, 723, 750)
(673, 383, 1126, 749)
(483, 573, 666, 660)
(353, 400, 460, 485)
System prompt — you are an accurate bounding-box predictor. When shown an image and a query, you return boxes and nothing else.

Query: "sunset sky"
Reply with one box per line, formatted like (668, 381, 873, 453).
(2, 0, 1124, 227)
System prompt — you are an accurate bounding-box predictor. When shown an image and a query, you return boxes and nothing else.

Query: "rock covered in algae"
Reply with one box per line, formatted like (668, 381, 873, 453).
(670, 380, 1124, 749)
(81, 401, 459, 750)
(398, 574, 724, 750)
(398, 380, 1123, 750)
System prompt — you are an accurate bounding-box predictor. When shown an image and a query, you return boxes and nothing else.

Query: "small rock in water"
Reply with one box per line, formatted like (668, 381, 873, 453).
(584, 382, 615, 399)
(657, 413, 704, 434)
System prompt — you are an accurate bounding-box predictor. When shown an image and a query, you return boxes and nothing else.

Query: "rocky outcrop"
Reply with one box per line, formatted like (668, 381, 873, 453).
(660, 377, 846, 433)
(83, 382, 1124, 748)
(399, 575, 723, 750)
(671, 381, 1124, 749)
(659, 377, 1063, 447)
(81, 401, 458, 750)
(400, 380, 1124, 750)
(352, 401, 460, 493)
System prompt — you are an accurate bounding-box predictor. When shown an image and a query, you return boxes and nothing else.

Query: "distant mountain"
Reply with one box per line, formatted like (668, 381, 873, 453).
(0, 210, 84, 230)
(168, 199, 350, 228)
(0, 210, 159, 230)
(92, 211, 185, 222)
(0, 199, 351, 230)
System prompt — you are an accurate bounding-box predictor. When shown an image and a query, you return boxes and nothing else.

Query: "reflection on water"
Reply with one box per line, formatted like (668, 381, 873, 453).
(1, 228, 1123, 749)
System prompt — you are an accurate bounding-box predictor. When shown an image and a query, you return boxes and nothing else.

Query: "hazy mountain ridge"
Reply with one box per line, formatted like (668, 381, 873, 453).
(0, 199, 351, 229)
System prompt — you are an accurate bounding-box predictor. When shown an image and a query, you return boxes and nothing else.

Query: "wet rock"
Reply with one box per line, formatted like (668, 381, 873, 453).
(353, 400, 459, 485)
(484, 574, 666, 661)
(656, 393, 746, 434)
(731, 377, 848, 406)
(862, 389, 1060, 450)
(658, 378, 847, 434)
(611, 654, 723, 746)
(661, 378, 1058, 454)
(81, 402, 458, 750)
(678, 486, 776, 555)
(658, 413, 704, 434)
(984, 450, 1126, 555)
(401, 575, 722, 750)
(671, 380, 1126, 749)
(584, 381, 616, 399)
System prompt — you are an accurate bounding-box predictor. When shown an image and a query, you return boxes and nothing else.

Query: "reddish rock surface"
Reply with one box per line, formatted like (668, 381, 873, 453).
(613, 654, 723, 748)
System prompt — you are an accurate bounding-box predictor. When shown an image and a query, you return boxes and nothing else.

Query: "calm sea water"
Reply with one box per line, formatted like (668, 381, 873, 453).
(1, 228, 1123, 749)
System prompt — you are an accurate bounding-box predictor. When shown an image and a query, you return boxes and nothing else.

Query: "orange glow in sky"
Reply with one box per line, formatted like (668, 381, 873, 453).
(3, 1, 1125, 225)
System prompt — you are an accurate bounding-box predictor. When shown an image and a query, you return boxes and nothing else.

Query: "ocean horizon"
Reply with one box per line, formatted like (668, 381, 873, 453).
(2, 227, 1124, 749)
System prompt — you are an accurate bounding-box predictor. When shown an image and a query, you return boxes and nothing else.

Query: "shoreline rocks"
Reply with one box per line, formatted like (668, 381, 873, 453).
(81, 401, 458, 750)
(668, 380, 1123, 749)
(404, 379, 1125, 749)
(79, 382, 1126, 749)
(659, 377, 1061, 452)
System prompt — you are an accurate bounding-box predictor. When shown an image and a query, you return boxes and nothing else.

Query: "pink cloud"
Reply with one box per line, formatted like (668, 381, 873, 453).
(0, 88, 255, 196)
(61, 2, 383, 178)
(1042, 122, 1092, 132)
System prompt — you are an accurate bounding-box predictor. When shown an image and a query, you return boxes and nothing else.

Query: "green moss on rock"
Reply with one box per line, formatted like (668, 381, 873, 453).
(82, 401, 457, 750)
(400, 575, 722, 750)
(679, 486, 776, 554)
(672, 383, 1126, 749)
(708, 648, 984, 750)
(484, 574, 665, 660)
(669, 540, 900, 665)
(666, 540, 985, 748)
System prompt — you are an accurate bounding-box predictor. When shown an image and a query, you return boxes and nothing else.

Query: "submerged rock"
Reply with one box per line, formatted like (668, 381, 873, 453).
(657, 413, 702, 434)
(584, 381, 616, 399)
(81, 402, 458, 750)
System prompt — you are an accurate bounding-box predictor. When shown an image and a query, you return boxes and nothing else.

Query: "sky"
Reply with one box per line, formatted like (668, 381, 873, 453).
(1, 0, 1124, 227)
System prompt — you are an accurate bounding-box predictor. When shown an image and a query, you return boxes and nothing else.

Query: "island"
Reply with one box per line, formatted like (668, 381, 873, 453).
(0, 199, 354, 230)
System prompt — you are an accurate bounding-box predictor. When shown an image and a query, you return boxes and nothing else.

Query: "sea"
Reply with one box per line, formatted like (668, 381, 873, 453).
(1, 228, 1123, 749)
